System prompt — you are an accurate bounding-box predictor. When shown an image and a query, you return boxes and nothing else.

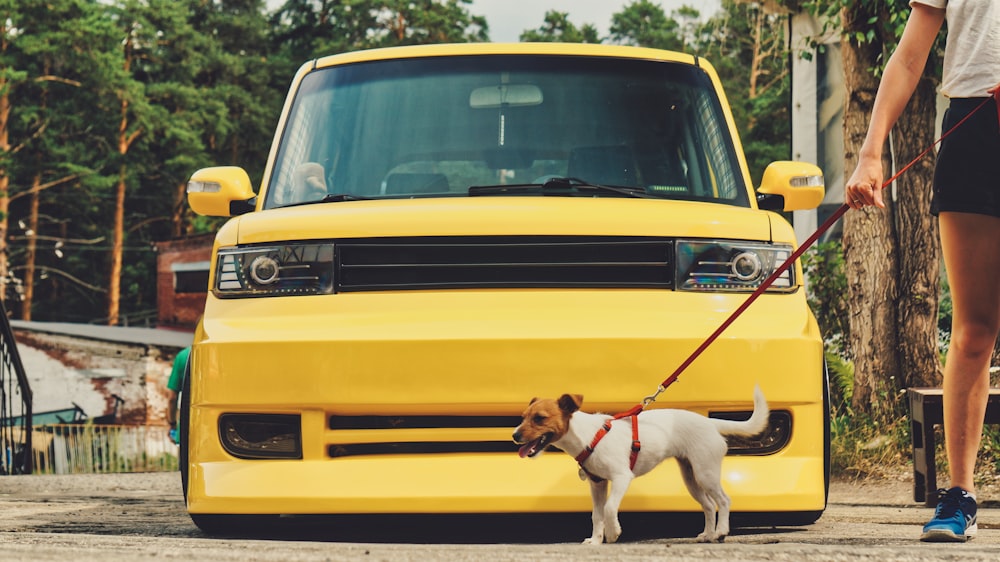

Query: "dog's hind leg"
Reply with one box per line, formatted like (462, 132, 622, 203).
(701, 478, 731, 541)
(677, 457, 723, 542)
(584, 479, 611, 545)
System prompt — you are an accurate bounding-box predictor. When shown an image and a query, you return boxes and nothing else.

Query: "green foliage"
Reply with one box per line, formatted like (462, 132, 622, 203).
(830, 408, 911, 480)
(1, 0, 489, 323)
(800, 0, 941, 75)
(271, 0, 487, 61)
(608, 1, 685, 50)
(826, 350, 853, 416)
(978, 426, 1000, 483)
(938, 273, 952, 353)
(823, 337, 911, 480)
(801, 241, 850, 355)
(520, 11, 600, 43)
(802, 0, 910, 40)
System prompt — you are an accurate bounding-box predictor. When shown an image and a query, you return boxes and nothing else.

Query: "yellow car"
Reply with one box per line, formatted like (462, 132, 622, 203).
(181, 42, 828, 534)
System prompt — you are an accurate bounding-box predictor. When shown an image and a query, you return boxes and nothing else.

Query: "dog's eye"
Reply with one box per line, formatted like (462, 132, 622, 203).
(532, 414, 546, 424)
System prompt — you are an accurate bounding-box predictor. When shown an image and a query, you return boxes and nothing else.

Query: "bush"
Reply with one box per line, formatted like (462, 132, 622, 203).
(802, 241, 850, 356)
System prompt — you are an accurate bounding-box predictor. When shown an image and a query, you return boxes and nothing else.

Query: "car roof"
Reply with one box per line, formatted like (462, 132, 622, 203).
(312, 42, 700, 70)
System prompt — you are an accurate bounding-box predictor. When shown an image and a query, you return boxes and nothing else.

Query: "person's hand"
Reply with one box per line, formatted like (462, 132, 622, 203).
(844, 153, 886, 210)
(169, 427, 180, 445)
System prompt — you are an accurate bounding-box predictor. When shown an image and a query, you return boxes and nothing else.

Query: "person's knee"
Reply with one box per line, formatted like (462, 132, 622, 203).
(950, 319, 1000, 360)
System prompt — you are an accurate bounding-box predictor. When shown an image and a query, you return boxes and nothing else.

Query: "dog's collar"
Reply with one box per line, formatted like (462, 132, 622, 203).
(574, 416, 641, 482)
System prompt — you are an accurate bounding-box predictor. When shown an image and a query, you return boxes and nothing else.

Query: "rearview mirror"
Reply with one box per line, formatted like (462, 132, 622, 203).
(469, 84, 543, 109)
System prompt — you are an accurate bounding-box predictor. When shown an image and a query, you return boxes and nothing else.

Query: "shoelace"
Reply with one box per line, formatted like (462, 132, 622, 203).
(934, 489, 961, 518)
(933, 488, 972, 521)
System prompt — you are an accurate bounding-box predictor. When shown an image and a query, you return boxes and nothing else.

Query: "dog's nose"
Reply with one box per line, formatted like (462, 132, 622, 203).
(512, 430, 521, 443)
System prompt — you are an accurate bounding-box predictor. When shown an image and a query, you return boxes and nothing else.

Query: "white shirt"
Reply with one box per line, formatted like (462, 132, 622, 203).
(911, 0, 1000, 97)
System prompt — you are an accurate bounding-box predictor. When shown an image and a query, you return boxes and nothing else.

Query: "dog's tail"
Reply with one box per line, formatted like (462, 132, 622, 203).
(710, 385, 768, 437)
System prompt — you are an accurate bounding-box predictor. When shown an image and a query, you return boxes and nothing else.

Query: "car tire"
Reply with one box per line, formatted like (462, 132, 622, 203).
(179, 355, 191, 504)
(768, 356, 832, 526)
(737, 358, 831, 527)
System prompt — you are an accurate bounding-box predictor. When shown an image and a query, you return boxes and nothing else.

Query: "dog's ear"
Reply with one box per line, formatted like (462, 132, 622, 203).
(558, 393, 583, 413)
(528, 397, 539, 405)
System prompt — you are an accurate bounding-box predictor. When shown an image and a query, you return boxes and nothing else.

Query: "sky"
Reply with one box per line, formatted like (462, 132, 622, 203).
(471, 0, 723, 43)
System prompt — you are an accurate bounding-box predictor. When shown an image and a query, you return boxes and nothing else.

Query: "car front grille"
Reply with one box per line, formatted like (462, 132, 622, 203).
(335, 236, 674, 292)
(323, 412, 791, 459)
(327, 414, 521, 459)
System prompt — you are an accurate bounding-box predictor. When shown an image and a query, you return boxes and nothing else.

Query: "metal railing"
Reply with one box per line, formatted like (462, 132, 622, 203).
(29, 424, 178, 474)
(0, 298, 32, 475)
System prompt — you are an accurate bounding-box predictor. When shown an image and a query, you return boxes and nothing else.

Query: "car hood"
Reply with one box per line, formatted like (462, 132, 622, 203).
(227, 197, 775, 245)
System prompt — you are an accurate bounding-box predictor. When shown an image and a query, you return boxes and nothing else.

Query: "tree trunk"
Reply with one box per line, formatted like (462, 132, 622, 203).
(108, 37, 139, 326)
(22, 175, 39, 321)
(891, 70, 942, 390)
(172, 180, 186, 239)
(841, 7, 901, 419)
(23, 68, 48, 321)
(0, 84, 10, 307)
(108, 161, 125, 326)
(841, 6, 944, 419)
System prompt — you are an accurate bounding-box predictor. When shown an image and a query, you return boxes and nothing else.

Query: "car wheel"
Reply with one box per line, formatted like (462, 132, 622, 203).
(179, 356, 191, 503)
(739, 359, 830, 527)
(770, 356, 832, 526)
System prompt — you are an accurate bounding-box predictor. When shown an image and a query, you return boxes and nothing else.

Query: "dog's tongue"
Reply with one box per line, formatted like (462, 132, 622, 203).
(518, 442, 535, 458)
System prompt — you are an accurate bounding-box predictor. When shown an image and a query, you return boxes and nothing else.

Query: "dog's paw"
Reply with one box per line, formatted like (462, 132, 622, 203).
(605, 522, 622, 543)
(696, 532, 725, 543)
(582, 537, 602, 545)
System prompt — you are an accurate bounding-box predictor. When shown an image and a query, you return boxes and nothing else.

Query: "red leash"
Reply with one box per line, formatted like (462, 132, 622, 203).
(616, 94, 996, 418)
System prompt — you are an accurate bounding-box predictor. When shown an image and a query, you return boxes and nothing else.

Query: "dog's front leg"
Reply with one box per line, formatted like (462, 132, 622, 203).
(600, 476, 631, 544)
(583, 479, 609, 545)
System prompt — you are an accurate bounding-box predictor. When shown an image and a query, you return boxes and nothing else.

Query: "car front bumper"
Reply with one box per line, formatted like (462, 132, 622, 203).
(187, 289, 825, 515)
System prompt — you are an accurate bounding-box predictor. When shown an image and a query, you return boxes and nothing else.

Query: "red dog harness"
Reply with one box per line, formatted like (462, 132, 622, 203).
(574, 414, 641, 482)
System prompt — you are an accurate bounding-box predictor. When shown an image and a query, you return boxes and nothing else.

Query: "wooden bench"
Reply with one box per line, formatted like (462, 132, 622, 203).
(908, 387, 1000, 506)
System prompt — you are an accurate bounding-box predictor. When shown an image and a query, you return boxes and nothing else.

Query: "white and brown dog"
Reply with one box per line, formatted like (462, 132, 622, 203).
(512, 386, 768, 544)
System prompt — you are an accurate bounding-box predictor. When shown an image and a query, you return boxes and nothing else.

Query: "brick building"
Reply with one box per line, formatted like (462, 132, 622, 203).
(153, 234, 214, 330)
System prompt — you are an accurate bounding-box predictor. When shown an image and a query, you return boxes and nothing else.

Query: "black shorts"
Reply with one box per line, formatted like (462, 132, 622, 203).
(931, 97, 1000, 217)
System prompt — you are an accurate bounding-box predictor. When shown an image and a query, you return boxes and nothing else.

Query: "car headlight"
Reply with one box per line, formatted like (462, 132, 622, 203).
(676, 239, 795, 292)
(214, 243, 335, 297)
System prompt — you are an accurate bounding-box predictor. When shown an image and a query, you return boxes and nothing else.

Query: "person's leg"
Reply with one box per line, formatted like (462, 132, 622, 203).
(939, 212, 1000, 494)
(922, 212, 1000, 542)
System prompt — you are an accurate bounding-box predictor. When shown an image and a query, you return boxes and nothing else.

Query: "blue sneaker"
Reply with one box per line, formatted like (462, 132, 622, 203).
(920, 487, 977, 542)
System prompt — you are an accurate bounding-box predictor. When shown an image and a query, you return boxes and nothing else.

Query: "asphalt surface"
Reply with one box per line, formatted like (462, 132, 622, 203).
(1, 472, 999, 561)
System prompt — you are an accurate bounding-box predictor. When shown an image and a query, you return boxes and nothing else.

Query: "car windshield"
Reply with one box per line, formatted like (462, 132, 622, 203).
(265, 54, 749, 209)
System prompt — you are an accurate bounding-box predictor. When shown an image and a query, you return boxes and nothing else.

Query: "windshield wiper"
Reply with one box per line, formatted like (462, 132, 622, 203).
(320, 193, 373, 203)
(468, 177, 651, 198)
(281, 193, 372, 208)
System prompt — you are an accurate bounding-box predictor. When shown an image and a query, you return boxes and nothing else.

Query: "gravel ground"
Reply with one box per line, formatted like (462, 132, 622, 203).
(2, 472, 1000, 561)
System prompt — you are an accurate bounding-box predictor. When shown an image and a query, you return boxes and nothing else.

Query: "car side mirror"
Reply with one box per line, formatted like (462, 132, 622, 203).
(756, 161, 825, 212)
(187, 167, 257, 217)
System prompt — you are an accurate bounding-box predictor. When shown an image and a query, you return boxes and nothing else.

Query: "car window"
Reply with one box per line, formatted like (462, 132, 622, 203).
(265, 55, 748, 208)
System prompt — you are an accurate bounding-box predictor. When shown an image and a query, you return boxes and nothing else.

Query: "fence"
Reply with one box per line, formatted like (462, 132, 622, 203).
(0, 298, 32, 475)
(29, 424, 178, 474)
